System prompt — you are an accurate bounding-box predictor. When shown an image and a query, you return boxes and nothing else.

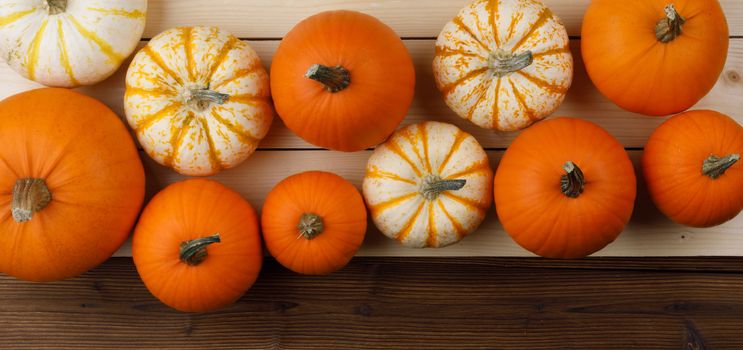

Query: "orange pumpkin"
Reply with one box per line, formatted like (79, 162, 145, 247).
(270, 10, 415, 151)
(494, 117, 636, 258)
(581, 0, 729, 116)
(133, 179, 262, 312)
(643, 110, 743, 227)
(0, 88, 144, 282)
(261, 171, 367, 275)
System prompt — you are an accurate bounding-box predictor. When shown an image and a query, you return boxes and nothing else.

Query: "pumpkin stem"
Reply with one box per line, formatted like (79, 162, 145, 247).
(46, 0, 67, 15)
(420, 174, 466, 200)
(11, 178, 52, 223)
(655, 4, 686, 43)
(305, 64, 351, 93)
(297, 213, 324, 240)
(560, 161, 585, 198)
(488, 49, 533, 77)
(702, 154, 740, 179)
(187, 88, 230, 111)
(179, 233, 221, 266)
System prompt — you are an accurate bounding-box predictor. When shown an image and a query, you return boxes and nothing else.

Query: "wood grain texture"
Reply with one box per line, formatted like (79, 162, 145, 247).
(2, 2, 742, 348)
(108, 150, 743, 257)
(0, 1, 741, 259)
(142, 0, 743, 38)
(1, 40, 741, 149)
(1, 257, 742, 349)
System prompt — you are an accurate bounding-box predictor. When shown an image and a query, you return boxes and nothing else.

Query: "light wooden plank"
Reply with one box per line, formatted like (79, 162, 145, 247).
(2, 40, 741, 149)
(144, 0, 743, 38)
(112, 150, 743, 257)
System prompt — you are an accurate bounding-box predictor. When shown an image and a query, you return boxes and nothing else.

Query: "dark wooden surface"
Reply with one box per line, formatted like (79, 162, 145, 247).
(2, 257, 743, 349)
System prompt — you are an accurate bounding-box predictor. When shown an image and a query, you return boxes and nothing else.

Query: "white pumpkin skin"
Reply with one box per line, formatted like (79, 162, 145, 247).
(0, 0, 146, 87)
(363, 121, 493, 248)
(434, 0, 573, 131)
(125, 26, 273, 176)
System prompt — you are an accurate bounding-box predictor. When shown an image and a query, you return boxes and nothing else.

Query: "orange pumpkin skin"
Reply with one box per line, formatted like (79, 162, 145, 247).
(581, 0, 728, 116)
(262, 171, 367, 275)
(0, 88, 144, 282)
(494, 117, 636, 258)
(643, 110, 743, 227)
(133, 179, 262, 312)
(270, 10, 415, 151)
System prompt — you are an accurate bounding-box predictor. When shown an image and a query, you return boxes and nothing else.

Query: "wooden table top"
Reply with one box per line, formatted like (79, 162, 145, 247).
(1, 1, 742, 348)
(2, 257, 742, 349)
(1, 0, 742, 257)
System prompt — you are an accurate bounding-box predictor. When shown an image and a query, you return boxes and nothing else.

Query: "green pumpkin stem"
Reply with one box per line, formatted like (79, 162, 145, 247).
(488, 49, 533, 77)
(180, 233, 221, 266)
(655, 4, 686, 43)
(11, 178, 52, 223)
(305, 64, 351, 93)
(187, 88, 230, 111)
(560, 161, 585, 198)
(297, 213, 325, 240)
(420, 175, 466, 200)
(702, 154, 740, 179)
(46, 0, 67, 15)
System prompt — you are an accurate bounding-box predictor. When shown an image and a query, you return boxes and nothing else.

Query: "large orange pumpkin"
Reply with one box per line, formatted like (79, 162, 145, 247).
(270, 10, 415, 151)
(133, 179, 263, 312)
(261, 171, 367, 275)
(0, 88, 144, 281)
(494, 117, 636, 258)
(581, 0, 729, 116)
(643, 110, 743, 227)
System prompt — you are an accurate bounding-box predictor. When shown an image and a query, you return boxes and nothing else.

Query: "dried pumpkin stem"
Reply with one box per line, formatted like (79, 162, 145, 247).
(11, 178, 52, 223)
(420, 174, 466, 200)
(187, 88, 230, 111)
(180, 233, 221, 266)
(305, 64, 351, 93)
(46, 0, 67, 15)
(655, 4, 686, 43)
(702, 153, 740, 179)
(560, 161, 585, 198)
(297, 213, 324, 240)
(488, 49, 533, 77)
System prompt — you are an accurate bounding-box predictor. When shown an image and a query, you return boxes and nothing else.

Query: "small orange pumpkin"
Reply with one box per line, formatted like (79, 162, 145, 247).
(133, 179, 263, 312)
(494, 117, 636, 258)
(270, 10, 415, 151)
(643, 110, 743, 227)
(582, 0, 729, 116)
(0, 88, 144, 282)
(261, 171, 367, 275)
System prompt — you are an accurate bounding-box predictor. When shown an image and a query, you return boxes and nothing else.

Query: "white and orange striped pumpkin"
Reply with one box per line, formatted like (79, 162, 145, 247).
(433, 0, 573, 131)
(362, 121, 493, 248)
(0, 0, 146, 87)
(125, 26, 273, 176)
